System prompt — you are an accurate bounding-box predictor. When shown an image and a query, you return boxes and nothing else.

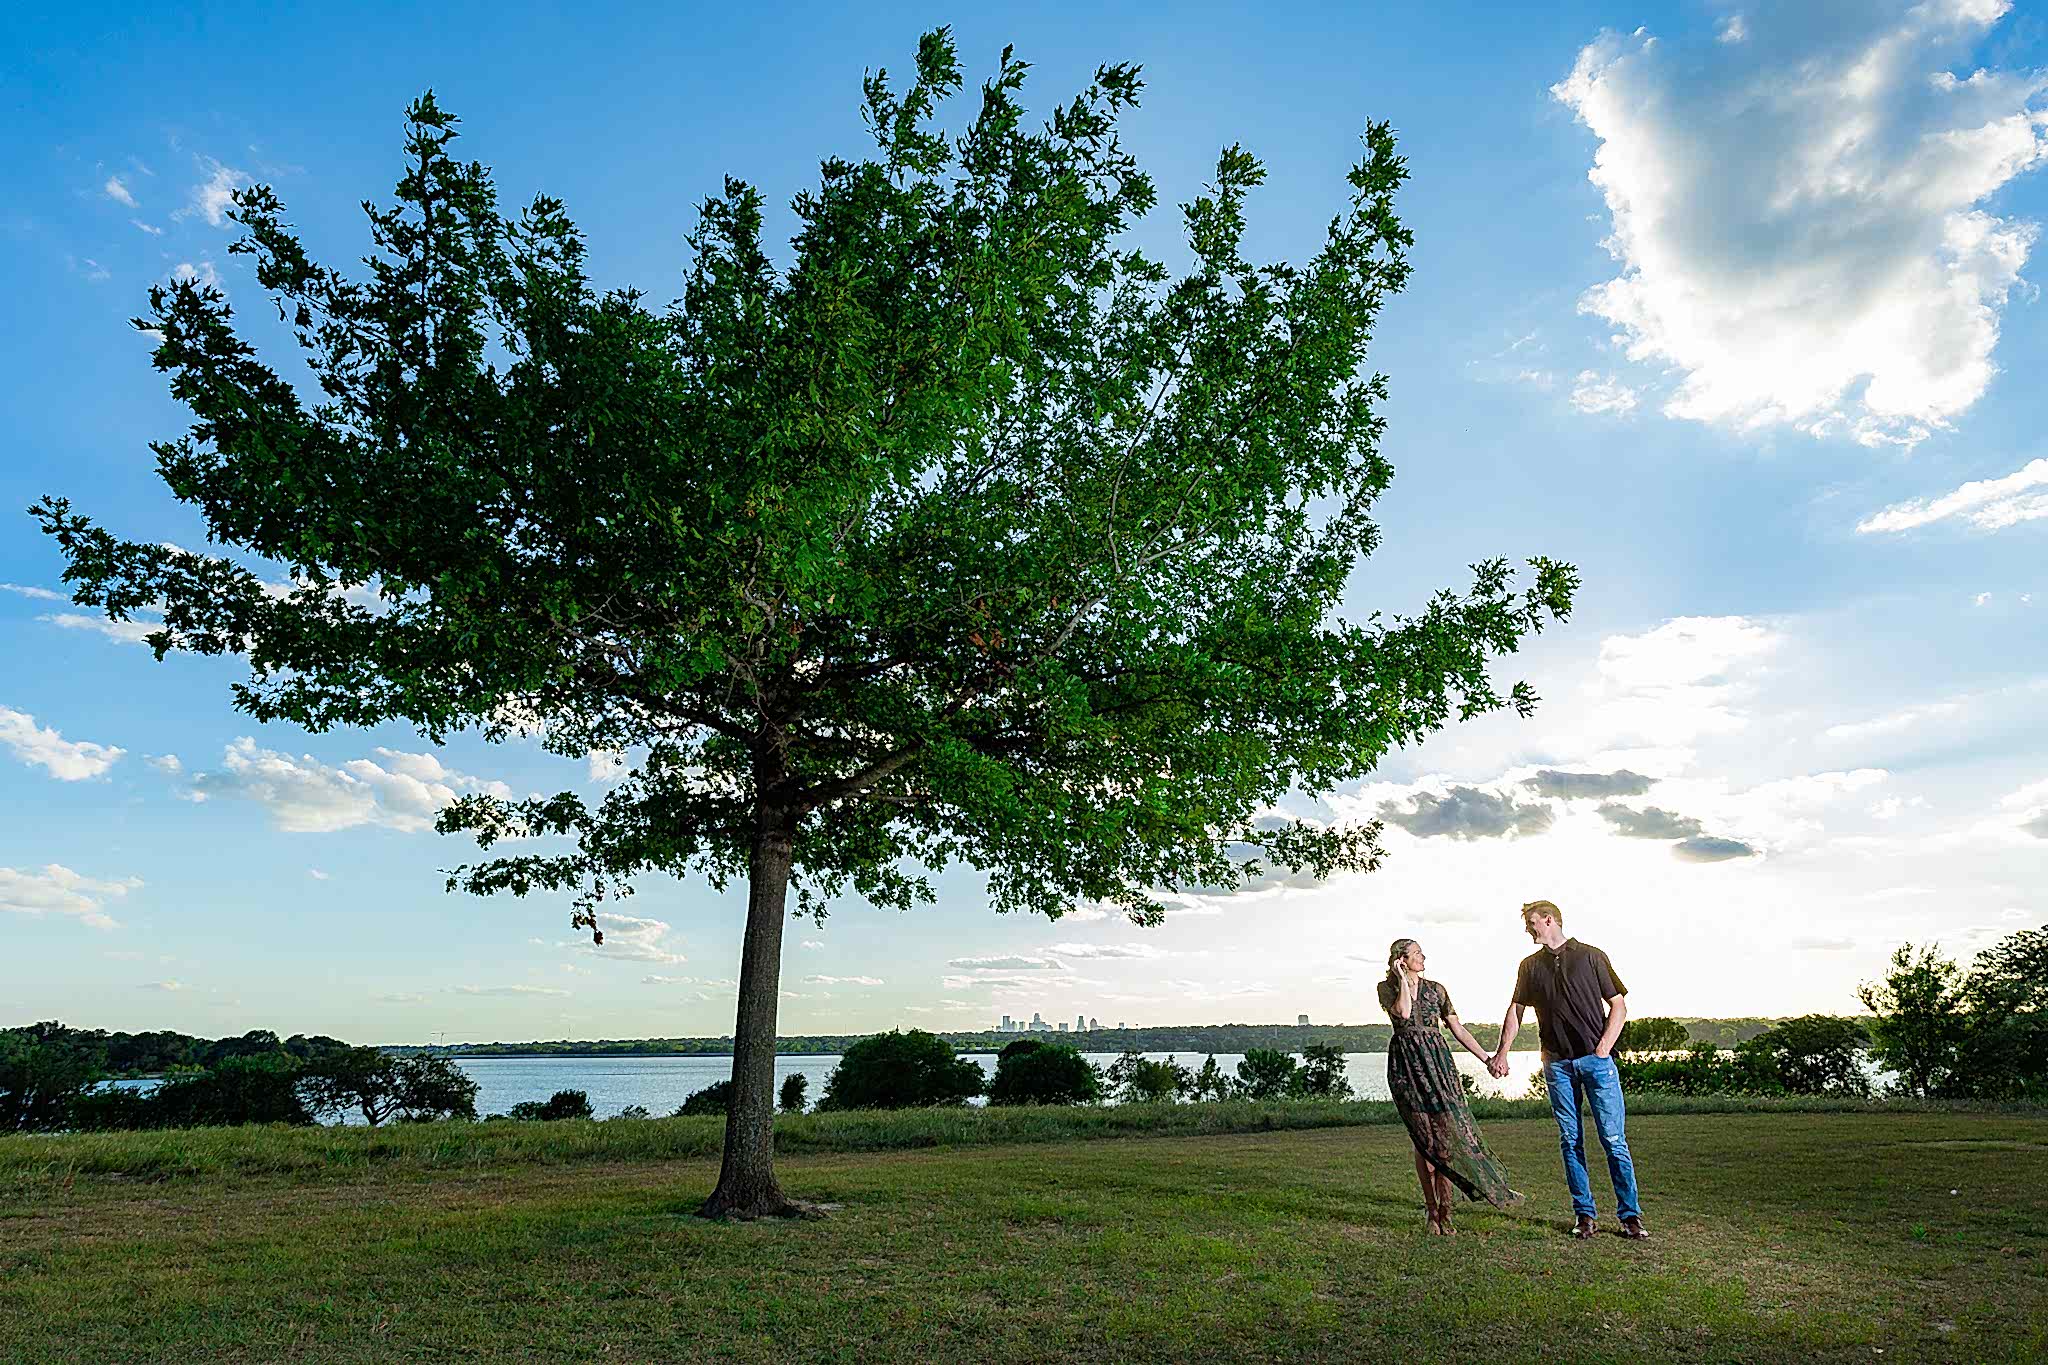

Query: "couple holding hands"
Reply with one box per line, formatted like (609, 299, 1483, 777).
(1377, 898, 1648, 1240)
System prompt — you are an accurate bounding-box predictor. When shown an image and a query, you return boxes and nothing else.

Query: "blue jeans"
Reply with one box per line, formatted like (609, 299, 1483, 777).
(1544, 1054, 1641, 1222)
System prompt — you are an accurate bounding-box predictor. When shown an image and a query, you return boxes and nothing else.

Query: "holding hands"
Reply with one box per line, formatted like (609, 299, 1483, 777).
(1487, 1050, 1510, 1079)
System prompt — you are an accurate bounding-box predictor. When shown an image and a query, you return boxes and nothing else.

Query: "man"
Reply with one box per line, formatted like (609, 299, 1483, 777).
(1490, 899, 1648, 1240)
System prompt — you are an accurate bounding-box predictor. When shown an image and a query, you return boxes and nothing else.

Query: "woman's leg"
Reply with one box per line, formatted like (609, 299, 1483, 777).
(1414, 1148, 1442, 1230)
(1435, 1169, 1457, 1230)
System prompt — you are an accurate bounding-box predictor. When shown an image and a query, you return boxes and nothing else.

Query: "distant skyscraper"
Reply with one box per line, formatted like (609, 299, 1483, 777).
(1088, 1017, 1099, 1031)
(1076, 1013, 1086, 1032)
(1298, 1013, 1311, 1027)
(1030, 1011, 1047, 1032)
(1056, 1021, 1067, 1032)
(1001, 1014, 1013, 1031)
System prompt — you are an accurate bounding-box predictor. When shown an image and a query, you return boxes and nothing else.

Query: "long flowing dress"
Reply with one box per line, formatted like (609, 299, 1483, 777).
(1378, 976, 1522, 1208)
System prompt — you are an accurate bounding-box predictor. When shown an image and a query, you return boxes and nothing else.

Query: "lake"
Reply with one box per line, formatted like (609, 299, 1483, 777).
(449, 1050, 1549, 1119)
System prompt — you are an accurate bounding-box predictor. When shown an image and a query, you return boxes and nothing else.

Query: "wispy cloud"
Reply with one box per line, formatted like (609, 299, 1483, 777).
(1857, 458, 2048, 534)
(0, 583, 65, 602)
(179, 157, 251, 226)
(803, 974, 883, 986)
(103, 175, 137, 207)
(1569, 370, 1642, 416)
(1672, 836, 1760, 863)
(1380, 785, 1555, 840)
(0, 863, 143, 931)
(946, 954, 1066, 970)
(453, 984, 569, 998)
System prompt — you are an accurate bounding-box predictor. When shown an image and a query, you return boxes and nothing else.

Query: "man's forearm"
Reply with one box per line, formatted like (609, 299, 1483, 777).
(1496, 1010, 1519, 1053)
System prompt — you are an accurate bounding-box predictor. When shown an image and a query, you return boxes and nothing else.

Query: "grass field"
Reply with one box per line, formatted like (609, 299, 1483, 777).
(3, 1107, 2044, 1362)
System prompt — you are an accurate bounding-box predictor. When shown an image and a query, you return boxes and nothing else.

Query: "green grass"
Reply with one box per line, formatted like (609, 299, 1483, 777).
(4, 1107, 2044, 1362)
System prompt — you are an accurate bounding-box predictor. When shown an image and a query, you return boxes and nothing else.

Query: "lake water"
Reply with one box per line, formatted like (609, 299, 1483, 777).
(450, 1050, 1548, 1119)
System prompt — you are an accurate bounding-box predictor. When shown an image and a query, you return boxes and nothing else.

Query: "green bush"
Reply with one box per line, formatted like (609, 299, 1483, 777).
(1615, 1017, 1689, 1053)
(990, 1044, 1101, 1106)
(1739, 1015, 1869, 1097)
(508, 1089, 594, 1122)
(1293, 1044, 1354, 1099)
(816, 1030, 984, 1111)
(673, 1081, 732, 1117)
(1235, 1048, 1298, 1100)
(152, 1054, 312, 1127)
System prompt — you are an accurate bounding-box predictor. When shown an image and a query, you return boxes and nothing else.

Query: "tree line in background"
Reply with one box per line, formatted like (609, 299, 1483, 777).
(404, 1017, 1789, 1060)
(6, 928, 2038, 1132)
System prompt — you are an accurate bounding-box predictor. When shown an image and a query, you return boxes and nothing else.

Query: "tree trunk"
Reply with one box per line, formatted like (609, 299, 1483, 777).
(698, 810, 819, 1219)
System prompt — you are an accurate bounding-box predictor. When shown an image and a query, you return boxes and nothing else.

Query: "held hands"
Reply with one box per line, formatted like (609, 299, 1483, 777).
(1486, 1051, 1510, 1079)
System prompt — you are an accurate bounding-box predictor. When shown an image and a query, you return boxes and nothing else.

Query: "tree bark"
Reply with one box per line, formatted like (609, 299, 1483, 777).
(697, 806, 818, 1219)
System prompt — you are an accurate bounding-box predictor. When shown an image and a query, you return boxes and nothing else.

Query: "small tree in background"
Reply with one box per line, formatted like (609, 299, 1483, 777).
(1103, 1050, 1187, 1104)
(152, 1054, 312, 1127)
(1292, 1043, 1354, 1099)
(1614, 1017, 1689, 1054)
(1234, 1048, 1298, 1100)
(816, 1030, 984, 1111)
(0, 1023, 104, 1133)
(299, 1047, 404, 1125)
(1738, 1016, 1869, 1097)
(392, 1054, 480, 1121)
(1187, 1054, 1235, 1102)
(36, 31, 1574, 1216)
(779, 1073, 810, 1114)
(988, 1043, 1101, 1105)
(1859, 945, 1969, 1098)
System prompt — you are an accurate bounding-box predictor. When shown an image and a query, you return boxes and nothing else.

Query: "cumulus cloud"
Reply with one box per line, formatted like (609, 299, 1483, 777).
(577, 912, 686, 965)
(183, 738, 511, 833)
(1857, 457, 2048, 533)
(0, 706, 125, 780)
(1, 864, 144, 930)
(2001, 778, 2048, 837)
(1555, 2, 2048, 447)
(946, 954, 1066, 971)
(1673, 835, 1760, 862)
(1569, 370, 1642, 415)
(1380, 786, 1555, 840)
(1590, 616, 1779, 746)
(173, 260, 224, 295)
(1524, 768, 1653, 799)
(146, 753, 183, 775)
(588, 749, 627, 782)
(1597, 803, 1706, 839)
(103, 175, 137, 207)
(180, 158, 251, 226)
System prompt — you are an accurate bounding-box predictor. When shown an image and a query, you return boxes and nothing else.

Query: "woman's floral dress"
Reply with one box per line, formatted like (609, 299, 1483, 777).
(1378, 976, 1522, 1207)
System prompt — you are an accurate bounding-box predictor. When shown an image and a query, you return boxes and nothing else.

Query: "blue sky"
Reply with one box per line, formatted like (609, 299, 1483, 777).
(4, 1, 2045, 1044)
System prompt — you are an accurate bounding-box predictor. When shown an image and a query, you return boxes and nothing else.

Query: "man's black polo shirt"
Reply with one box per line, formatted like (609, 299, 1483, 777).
(1512, 938, 1626, 1062)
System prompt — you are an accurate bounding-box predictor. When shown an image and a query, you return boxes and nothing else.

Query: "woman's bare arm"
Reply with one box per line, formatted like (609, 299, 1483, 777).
(1442, 1011, 1493, 1063)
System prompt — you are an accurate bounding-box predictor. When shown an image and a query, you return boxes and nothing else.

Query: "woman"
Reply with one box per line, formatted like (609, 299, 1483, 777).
(1378, 937, 1522, 1233)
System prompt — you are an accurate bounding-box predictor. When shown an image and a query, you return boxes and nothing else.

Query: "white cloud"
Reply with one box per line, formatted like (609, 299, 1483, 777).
(1569, 370, 1642, 415)
(0, 706, 125, 780)
(173, 260, 224, 294)
(308, 868, 330, 880)
(140, 980, 189, 992)
(180, 158, 251, 227)
(146, 753, 183, 775)
(588, 749, 626, 781)
(454, 984, 570, 997)
(1043, 942, 1168, 961)
(1857, 458, 2048, 534)
(103, 175, 137, 207)
(1589, 616, 1780, 747)
(580, 912, 686, 965)
(1555, 2, 2048, 447)
(132, 219, 163, 236)
(947, 954, 1066, 970)
(183, 738, 511, 834)
(0, 864, 144, 930)
(377, 992, 427, 1004)
(39, 611, 159, 645)
(804, 974, 883, 986)
(800, 939, 825, 950)
(0, 583, 65, 602)
(1825, 701, 1963, 741)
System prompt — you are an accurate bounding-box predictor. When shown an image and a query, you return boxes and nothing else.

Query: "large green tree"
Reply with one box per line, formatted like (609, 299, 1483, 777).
(36, 33, 1574, 1217)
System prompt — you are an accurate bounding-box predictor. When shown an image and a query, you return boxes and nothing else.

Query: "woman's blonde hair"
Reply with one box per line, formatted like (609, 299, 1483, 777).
(1386, 937, 1418, 987)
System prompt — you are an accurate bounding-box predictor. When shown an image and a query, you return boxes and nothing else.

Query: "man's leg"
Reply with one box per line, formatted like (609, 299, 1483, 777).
(1544, 1059, 1595, 1220)
(1582, 1056, 1641, 1223)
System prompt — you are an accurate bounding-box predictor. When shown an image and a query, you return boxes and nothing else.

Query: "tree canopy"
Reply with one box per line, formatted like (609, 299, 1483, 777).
(36, 31, 1575, 1216)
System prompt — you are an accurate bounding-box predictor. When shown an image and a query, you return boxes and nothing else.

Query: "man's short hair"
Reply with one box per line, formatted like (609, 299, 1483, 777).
(1520, 899, 1562, 926)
